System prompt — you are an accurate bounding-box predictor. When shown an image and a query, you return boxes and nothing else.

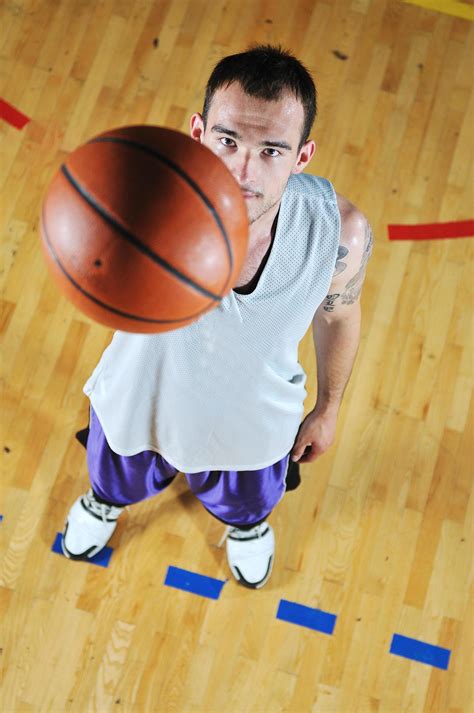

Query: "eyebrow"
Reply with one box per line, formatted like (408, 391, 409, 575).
(210, 124, 292, 151)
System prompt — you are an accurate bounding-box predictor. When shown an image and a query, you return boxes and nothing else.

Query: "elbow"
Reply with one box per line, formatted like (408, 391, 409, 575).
(314, 300, 361, 325)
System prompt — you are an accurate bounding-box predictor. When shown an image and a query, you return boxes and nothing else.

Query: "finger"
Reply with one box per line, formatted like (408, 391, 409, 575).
(292, 444, 312, 462)
(291, 448, 305, 462)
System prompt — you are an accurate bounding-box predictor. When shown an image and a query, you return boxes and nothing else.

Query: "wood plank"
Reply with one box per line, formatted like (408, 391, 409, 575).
(1, 1, 472, 711)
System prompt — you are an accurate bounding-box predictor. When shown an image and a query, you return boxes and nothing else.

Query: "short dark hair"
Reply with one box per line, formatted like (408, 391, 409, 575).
(202, 44, 317, 152)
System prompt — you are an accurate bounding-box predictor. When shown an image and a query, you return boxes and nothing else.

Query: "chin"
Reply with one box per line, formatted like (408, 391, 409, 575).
(248, 205, 270, 226)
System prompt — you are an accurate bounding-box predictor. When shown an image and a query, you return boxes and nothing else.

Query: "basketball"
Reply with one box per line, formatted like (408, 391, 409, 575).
(39, 125, 249, 332)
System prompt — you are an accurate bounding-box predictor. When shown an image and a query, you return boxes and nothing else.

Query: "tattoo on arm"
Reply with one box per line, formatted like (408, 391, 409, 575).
(323, 293, 340, 312)
(334, 246, 348, 276)
(341, 222, 373, 305)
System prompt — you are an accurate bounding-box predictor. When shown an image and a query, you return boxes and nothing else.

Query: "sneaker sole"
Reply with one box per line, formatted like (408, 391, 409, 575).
(61, 521, 106, 561)
(230, 555, 274, 589)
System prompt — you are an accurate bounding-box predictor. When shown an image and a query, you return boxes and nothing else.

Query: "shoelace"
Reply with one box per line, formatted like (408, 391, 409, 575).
(217, 523, 266, 548)
(84, 490, 127, 525)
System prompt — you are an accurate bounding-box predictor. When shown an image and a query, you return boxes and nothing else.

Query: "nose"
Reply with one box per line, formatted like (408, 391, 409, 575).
(228, 150, 255, 187)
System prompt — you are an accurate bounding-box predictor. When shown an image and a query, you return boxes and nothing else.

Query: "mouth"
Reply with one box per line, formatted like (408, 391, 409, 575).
(242, 191, 259, 199)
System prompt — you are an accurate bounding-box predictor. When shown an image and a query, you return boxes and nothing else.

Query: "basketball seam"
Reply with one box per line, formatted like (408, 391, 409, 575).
(60, 163, 224, 302)
(40, 209, 218, 325)
(90, 134, 234, 288)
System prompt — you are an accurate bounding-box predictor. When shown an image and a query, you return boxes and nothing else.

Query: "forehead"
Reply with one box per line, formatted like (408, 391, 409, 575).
(207, 82, 304, 144)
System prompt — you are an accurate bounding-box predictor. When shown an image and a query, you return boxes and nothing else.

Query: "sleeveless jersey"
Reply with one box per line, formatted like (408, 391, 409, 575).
(83, 173, 340, 472)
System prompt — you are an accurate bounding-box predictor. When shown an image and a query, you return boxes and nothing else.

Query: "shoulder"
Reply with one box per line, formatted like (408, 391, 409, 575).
(286, 173, 336, 201)
(334, 192, 373, 273)
(336, 193, 371, 249)
(313, 192, 373, 316)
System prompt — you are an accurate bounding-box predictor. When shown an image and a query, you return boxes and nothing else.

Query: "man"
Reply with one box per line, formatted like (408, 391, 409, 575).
(62, 45, 372, 589)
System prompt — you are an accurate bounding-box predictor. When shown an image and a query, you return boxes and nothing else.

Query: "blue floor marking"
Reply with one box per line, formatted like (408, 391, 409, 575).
(277, 599, 337, 634)
(0, 515, 3, 522)
(390, 634, 451, 670)
(164, 565, 226, 599)
(51, 532, 113, 567)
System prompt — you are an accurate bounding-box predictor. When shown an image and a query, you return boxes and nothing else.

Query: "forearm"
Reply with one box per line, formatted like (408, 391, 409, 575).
(312, 302, 361, 414)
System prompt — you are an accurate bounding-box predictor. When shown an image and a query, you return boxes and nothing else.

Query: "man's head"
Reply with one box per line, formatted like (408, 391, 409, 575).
(190, 45, 317, 227)
(202, 44, 317, 153)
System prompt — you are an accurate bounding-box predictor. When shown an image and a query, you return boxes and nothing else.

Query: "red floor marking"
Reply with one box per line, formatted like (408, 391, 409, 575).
(388, 220, 474, 241)
(0, 98, 31, 130)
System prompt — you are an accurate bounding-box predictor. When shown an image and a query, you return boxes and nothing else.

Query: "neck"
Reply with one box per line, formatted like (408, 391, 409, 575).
(248, 200, 281, 244)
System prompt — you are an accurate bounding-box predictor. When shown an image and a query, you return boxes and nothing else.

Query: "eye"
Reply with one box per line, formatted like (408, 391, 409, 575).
(219, 137, 236, 147)
(263, 148, 281, 157)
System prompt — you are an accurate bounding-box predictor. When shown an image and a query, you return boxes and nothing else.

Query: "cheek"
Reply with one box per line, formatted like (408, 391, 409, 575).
(266, 165, 290, 194)
(203, 140, 223, 159)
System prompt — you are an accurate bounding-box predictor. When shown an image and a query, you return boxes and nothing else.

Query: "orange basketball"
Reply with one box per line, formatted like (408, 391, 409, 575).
(40, 125, 249, 332)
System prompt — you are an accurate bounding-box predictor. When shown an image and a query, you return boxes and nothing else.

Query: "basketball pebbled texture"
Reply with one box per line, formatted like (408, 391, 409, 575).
(40, 125, 249, 333)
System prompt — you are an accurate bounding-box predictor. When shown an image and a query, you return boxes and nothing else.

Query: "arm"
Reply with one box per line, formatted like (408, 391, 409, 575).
(290, 197, 373, 463)
(312, 298, 361, 416)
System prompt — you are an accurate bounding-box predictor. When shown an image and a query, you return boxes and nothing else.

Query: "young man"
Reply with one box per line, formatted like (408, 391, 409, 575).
(62, 45, 372, 589)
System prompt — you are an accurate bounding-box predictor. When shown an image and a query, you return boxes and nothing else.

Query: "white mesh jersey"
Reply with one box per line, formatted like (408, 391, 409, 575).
(83, 173, 340, 472)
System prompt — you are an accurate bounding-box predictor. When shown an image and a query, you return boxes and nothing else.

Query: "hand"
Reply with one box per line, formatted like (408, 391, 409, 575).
(290, 407, 338, 464)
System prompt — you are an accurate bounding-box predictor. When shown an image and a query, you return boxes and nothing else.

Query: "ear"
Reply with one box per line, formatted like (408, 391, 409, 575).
(292, 139, 316, 174)
(190, 113, 205, 143)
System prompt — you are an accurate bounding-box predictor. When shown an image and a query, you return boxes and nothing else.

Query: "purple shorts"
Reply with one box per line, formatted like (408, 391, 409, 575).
(86, 406, 292, 528)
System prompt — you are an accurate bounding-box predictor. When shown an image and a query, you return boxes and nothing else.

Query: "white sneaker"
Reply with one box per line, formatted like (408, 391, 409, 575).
(61, 489, 125, 560)
(224, 522, 275, 589)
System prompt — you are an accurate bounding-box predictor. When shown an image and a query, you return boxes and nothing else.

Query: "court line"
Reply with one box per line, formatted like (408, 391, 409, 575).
(276, 599, 337, 634)
(402, 0, 474, 21)
(0, 98, 31, 129)
(390, 633, 451, 669)
(164, 565, 226, 599)
(388, 219, 474, 240)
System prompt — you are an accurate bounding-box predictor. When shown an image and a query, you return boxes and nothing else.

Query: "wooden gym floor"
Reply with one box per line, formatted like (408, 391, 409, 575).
(1, 0, 472, 711)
